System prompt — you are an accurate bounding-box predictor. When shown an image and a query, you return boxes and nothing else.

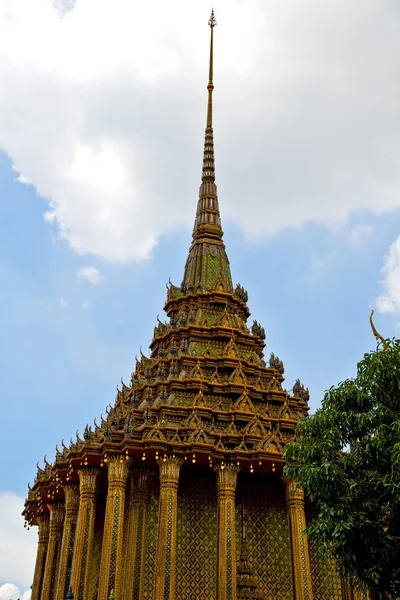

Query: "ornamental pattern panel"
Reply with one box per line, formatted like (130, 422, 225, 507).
(205, 253, 222, 289)
(143, 473, 159, 600)
(236, 475, 293, 600)
(49, 538, 60, 600)
(38, 548, 47, 600)
(175, 471, 218, 600)
(133, 503, 145, 600)
(63, 521, 76, 600)
(306, 501, 342, 600)
(79, 506, 90, 600)
(108, 494, 120, 596)
(89, 501, 105, 600)
(164, 494, 173, 600)
(226, 502, 233, 600)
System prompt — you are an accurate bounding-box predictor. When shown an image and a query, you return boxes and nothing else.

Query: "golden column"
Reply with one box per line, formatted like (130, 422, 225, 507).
(285, 479, 313, 600)
(70, 467, 100, 600)
(214, 463, 240, 600)
(41, 502, 65, 600)
(123, 470, 152, 600)
(97, 455, 131, 600)
(154, 456, 184, 600)
(55, 484, 79, 600)
(341, 581, 369, 600)
(31, 513, 50, 600)
(341, 579, 354, 600)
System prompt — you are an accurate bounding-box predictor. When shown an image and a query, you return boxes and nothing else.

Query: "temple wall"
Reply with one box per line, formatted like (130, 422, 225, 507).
(143, 474, 159, 600)
(175, 470, 218, 600)
(306, 501, 343, 600)
(236, 475, 294, 600)
(88, 500, 105, 600)
(28, 468, 353, 600)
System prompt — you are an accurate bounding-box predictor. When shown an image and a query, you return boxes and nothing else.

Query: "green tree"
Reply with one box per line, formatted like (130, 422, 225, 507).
(284, 338, 400, 599)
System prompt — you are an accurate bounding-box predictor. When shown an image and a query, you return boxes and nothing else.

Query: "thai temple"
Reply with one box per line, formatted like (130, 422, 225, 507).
(23, 11, 364, 600)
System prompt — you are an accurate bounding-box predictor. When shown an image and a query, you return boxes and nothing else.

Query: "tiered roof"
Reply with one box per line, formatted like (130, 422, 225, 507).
(23, 9, 310, 529)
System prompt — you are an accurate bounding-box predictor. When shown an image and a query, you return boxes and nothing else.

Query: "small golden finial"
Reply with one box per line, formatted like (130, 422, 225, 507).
(208, 8, 217, 28)
(369, 310, 389, 351)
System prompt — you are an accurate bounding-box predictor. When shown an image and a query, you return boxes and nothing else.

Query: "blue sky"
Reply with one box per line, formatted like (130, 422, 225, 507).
(1, 0, 400, 596)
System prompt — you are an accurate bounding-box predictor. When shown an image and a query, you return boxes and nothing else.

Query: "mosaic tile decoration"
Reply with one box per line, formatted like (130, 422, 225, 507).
(63, 520, 76, 599)
(143, 474, 160, 600)
(38, 548, 47, 599)
(49, 538, 60, 600)
(90, 502, 105, 600)
(164, 494, 173, 600)
(132, 503, 144, 600)
(79, 505, 90, 600)
(226, 501, 233, 600)
(236, 475, 293, 600)
(175, 472, 218, 600)
(108, 494, 120, 596)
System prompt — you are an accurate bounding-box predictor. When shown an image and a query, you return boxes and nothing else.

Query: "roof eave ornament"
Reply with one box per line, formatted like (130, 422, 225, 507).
(370, 310, 390, 351)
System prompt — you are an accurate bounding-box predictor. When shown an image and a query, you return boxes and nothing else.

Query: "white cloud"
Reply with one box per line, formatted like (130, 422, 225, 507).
(52, 0, 77, 19)
(57, 296, 69, 308)
(0, 584, 31, 600)
(0, 492, 37, 592)
(81, 299, 90, 310)
(77, 266, 102, 285)
(376, 236, 400, 314)
(348, 224, 374, 248)
(1, 0, 400, 261)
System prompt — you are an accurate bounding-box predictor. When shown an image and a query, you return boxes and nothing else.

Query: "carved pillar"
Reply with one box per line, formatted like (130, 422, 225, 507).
(123, 470, 152, 600)
(97, 455, 131, 600)
(55, 484, 79, 600)
(214, 463, 240, 600)
(341, 579, 366, 600)
(41, 502, 65, 600)
(285, 479, 313, 600)
(70, 467, 100, 600)
(341, 579, 353, 600)
(31, 514, 50, 600)
(154, 456, 183, 600)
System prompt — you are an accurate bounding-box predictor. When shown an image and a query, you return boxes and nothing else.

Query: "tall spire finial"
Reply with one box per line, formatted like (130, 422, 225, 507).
(201, 10, 217, 185)
(207, 9, 217, 128)
(181, 9, 233, 294)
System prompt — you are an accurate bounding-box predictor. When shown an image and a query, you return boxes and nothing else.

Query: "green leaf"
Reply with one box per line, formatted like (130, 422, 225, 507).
(283, 340, 400, 597)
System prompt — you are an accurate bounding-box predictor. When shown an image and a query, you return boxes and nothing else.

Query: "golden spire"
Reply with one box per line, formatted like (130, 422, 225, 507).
(207, 9, 217, 128)
(201, 9, 217, 185)
(181, 9, 233, 294)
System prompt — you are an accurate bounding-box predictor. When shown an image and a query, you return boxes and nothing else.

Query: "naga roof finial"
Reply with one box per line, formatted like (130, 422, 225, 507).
(370, 310, 389, 351)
